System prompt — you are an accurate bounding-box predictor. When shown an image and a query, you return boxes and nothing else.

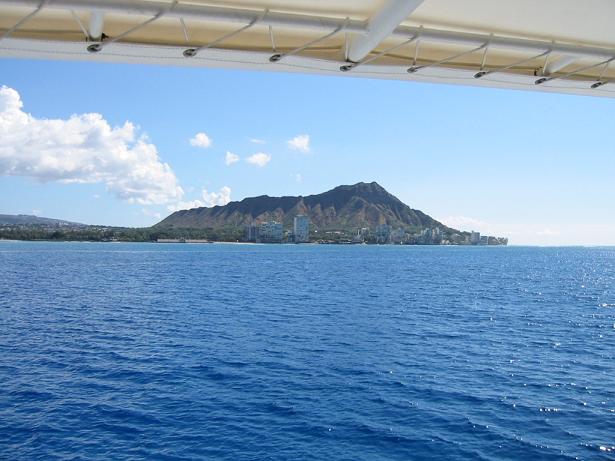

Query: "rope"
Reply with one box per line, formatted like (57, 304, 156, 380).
(1, 0, 47, 41)
(408, 42, 487, 73)
(270, 18, 348, 63)
(184, 9, 266, 58)
(89, 0, 178, 52)
(341, 35, 418, 72)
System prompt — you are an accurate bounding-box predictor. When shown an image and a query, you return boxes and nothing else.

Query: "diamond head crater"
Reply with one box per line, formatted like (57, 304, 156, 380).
(0, 182, 507, 245)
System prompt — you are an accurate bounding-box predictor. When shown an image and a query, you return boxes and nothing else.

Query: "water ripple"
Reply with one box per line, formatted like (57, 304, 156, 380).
(1, 243, 614, 460)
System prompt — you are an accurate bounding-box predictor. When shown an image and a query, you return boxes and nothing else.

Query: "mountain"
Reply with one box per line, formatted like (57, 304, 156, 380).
(0, 214, 86, 227)
(156, 182, 450, 232)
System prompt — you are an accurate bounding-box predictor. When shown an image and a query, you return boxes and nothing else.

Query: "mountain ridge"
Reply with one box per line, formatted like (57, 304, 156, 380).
(156, 182, 451, 232)
(0, 214, 86, 227)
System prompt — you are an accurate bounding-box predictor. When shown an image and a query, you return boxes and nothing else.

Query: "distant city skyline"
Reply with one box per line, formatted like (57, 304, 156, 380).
(1, 58, 614, 245)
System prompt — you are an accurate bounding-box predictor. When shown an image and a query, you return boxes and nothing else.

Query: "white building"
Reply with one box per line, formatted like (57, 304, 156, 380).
(245, 223, 258, 242)
(258, 221, 283, 243)
(376, 224, 391, 244)
(470, 231, 481, 245)
(293, 215, 310, 243)
(391, 227, 406, 244)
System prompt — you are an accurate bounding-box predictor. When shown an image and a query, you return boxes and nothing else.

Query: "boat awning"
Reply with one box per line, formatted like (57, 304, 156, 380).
(2, 0, 615, 98)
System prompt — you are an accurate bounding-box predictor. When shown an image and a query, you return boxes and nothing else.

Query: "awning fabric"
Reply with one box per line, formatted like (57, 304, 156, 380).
(2, 0, 615, 98)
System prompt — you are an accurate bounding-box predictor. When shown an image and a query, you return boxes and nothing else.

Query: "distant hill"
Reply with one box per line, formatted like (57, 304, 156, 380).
(0, 214, 86, 227)
(156, 182, 451, 232)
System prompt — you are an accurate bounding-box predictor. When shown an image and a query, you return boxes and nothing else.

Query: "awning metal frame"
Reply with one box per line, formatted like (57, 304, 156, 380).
(407, 42, 487, 74)
(183, 14, 262, 58)
(340, 35, 418, 72)
(0, 0, 46, 41)
(2, 0, 615, 92)
(346, 0, 424, 63)
(535, 56, 615, 87)
(2, 0, 615, 63)
(269, 20, 346, 63)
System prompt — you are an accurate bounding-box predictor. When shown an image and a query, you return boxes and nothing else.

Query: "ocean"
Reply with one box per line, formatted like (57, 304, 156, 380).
(1, 242, 614, 460)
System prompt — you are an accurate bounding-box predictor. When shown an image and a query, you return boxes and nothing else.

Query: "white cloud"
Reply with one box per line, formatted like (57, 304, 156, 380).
(142, 208, 161, 220)
(246, 152, 271, 167)
(189, 132, 212, 149)
(168, 199, 205, 212)
(287, 134, 310, 153)
(32, 209, 41, 216)
(250, 138, 265, 144)
(202, 186, 231, 207)
(168, 186, 231, 212)
(537, 228, 561, 236)
(295, 173, 303, 183)
(225, 151, 240, 166)
(440, 216, 491, 232)
(0, 86, 183, 205)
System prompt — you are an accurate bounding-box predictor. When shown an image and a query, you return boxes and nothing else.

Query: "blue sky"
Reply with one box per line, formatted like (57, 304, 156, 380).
(1, 58, 614, 245)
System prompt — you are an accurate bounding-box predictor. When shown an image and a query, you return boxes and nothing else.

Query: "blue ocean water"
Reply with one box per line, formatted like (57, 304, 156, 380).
(1, 242, 614, 460)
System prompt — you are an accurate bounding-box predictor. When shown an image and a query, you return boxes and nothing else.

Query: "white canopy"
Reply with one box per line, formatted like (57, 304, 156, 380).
(2, 0, 615, 97)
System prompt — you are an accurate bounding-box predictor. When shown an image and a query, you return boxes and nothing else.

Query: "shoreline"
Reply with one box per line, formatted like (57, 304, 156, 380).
(5, 239, 609, 247)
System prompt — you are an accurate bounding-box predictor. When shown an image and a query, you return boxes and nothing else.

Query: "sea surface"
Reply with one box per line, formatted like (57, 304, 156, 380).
(1, 242, 615, 460)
